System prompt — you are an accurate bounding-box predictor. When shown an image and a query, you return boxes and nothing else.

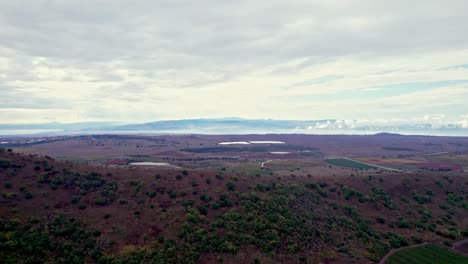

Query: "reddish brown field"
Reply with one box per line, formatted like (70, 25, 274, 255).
(4, 133, 468, 176)
(418, 163, 464, 171)
(357, 158, 425, 164)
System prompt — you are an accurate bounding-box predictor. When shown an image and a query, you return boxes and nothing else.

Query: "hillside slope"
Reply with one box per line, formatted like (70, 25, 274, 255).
(0, 148, 467, 263)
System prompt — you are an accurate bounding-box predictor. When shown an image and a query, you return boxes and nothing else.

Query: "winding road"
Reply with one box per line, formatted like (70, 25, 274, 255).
(261, 160, 272, 168)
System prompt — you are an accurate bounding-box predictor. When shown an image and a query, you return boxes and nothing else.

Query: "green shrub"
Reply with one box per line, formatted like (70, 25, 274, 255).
(101, 182, 118, 202)
(200, 194, 209, 202)
(129, 180, 139, 186)
(412, 191, 431, 204)
(387, 233, 408, 248)
(376, 217, 386, 224)
(396, 217, 411, 229)
(182, 199, 195, 207)
(167, 190, 177, 198)
(19, 186, 33, 199)
(0, 160, 12, 169)
(197, 205, 208, 215)
(226, 182, 236, 191)
(71, 196, 81, 204)
(146, 191, 157, 198)
(94, 197, 107, 206)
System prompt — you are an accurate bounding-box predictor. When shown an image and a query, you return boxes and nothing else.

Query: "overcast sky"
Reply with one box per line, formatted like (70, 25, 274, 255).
(1, 0, 468, 125)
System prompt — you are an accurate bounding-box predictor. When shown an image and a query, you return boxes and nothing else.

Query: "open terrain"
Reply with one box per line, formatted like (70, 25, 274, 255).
(0, 133, 467, 263)
(3, 133, 468, 176)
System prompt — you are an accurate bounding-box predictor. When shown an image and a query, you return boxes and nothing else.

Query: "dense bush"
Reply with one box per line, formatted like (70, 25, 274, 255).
(0, 214, 103, 263)
(0, 160, 12, 169)
(0, 159, 22, 169)
(94, 197, 108, 206)
(385, 232, 409, 248)
(412, 191, 432, 204)
(150, 184, 397, 263)
(167, 190, 177, 199)
(37, 171, 107, 195)
(19, 186, 33, 199)
(71, 196, 81, 204)
(226, 182, 236, 191)
(101, 181, 118, 203)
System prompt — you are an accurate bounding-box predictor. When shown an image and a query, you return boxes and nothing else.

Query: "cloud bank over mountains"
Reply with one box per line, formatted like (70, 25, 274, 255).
(307, 117, 468, 130)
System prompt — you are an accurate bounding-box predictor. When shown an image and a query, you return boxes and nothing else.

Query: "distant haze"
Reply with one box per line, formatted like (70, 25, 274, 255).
(0, 1, 468, 128)
(0, 118, 467, 137)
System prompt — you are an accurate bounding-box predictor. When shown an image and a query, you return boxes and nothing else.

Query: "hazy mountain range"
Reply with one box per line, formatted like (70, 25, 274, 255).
(0, 118, 467, 137)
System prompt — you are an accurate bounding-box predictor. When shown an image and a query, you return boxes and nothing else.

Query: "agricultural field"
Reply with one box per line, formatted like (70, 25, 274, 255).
(2, 133, 468, 176)
(357, 158, 424, 165)
(325, 158, 376, 170)
(382, 147, 417, 151)
(386, 244, 468, 264)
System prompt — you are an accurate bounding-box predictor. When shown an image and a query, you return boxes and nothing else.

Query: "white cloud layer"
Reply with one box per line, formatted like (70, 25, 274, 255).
(0, 0, 468, 124)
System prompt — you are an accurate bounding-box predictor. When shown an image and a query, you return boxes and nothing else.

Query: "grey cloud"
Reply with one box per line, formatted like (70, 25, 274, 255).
(2, 0, 468, 85)
(0, 86, 69, 109)
(1, 1, 468, 123)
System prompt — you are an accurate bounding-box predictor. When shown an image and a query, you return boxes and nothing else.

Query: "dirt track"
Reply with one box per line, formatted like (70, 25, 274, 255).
(343, 158, 403, 172)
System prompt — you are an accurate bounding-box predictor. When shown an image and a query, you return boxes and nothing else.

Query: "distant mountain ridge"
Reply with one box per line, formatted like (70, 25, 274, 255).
(112, 118, 314, 131)
(112, 118, 468, 133)
(0, 118, 467, 136)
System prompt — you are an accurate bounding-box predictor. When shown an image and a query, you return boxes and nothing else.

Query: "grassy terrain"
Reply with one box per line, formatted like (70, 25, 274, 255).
(265, 160, 321, 171)
(387, 244, 468, 264)
(299, 151, 324, 158)
(325, 158, 376, 169)
(181, 145, 319, 153)
(427, 155, 468, 167)
(230, 160, 274, 176)
(382, 147, 416, 151)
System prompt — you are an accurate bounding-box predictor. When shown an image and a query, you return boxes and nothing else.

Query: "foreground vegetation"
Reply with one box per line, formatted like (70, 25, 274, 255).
(0, 214, 103, 263)
(0, 149, 467, 263)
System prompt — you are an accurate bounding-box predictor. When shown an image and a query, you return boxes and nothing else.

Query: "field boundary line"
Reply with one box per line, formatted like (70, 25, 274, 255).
(342, 158, 403, 172)
(417, 151, 449, 156)
(452, 238, 468, 256)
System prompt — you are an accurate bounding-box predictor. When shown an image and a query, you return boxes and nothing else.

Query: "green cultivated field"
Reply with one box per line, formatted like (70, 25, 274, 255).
(382, 147, 416, 151)
(325, 158, 375, 169)
(387, 244, 468, 264)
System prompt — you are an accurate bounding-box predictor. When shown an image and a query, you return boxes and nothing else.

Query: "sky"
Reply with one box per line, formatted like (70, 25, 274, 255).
(1, 0, 468, 127)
